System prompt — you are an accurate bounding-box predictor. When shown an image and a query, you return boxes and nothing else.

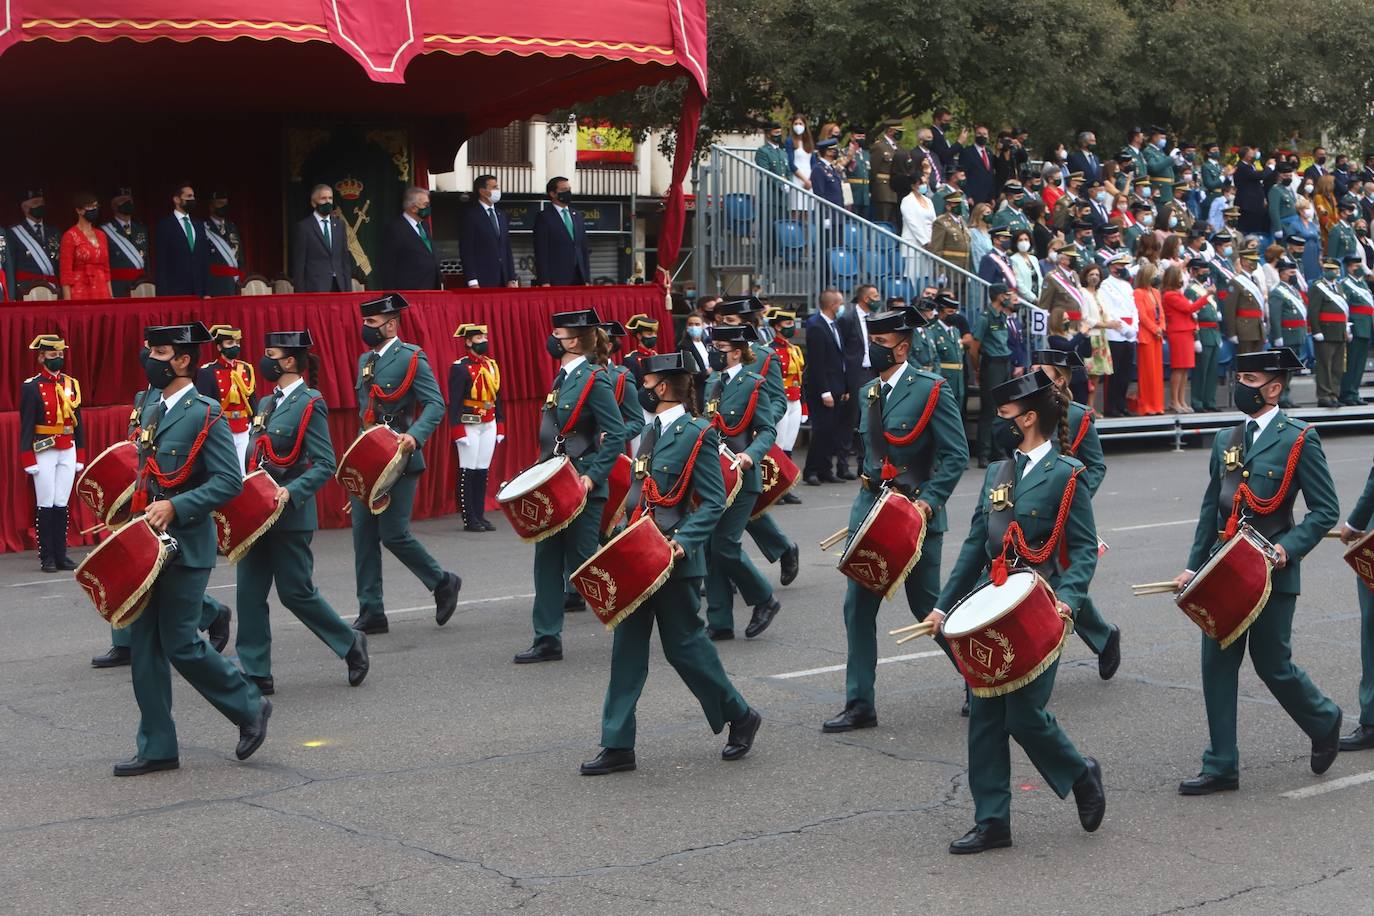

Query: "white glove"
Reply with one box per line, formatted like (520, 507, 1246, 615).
(1194, 339, 1203, 353)
(1314, 333, 1325, 342)
(1274, 230, 1284, 239)
(1228, 335, 1239, 344)
(1348, 323, 1355, 338)
(75, 463, 85, 473)
(467, 279, 479, 288)
(496, 434, 506, 444)
(24, 465, 38, 476)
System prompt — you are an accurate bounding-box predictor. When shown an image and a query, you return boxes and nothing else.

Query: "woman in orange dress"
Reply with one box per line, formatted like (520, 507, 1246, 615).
(58, 192, 111, 300)
(1132, 261, 1166, 415)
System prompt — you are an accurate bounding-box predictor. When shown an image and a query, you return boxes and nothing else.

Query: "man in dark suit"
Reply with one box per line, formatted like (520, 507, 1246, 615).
(958, 125, 997, 205)
(533, 176, 590, 286)
(458, 174, 517, 288)
(802, 289, 849, 486)
(153, 183, 211, 297)
(289, 183, 355, 293)
(1067, 131, 1102, 186)
(929, 107, 964, 172)
(836, 283, 881, 474)
(1302, 147, 1328, 185)
(379, 186, 441, 290)
(1232, 147, 1276, 241)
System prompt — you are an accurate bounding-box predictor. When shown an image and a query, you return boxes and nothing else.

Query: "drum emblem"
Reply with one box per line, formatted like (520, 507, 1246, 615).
(1355, 555, 1373, 580)
(574, 566, 617, 611)
(518, 492, 553, 527)
(970, 638, 994, 668)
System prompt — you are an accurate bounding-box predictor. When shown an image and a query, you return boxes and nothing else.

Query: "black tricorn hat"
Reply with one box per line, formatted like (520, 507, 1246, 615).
(1032, 348, 1083, 369)
(146, 322, 214, 346)
(359, 293, 410, 317)
(866, 307, 926, 333)
(991, 368, 1056, 407)
(1235, 347, 1304, 374)
(264, 330, 314, 349)
(551, 308, 602, 328)
(641, 351, 695, 376)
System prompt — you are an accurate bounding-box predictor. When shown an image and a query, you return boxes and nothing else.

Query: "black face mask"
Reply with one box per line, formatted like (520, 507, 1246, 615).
(361, 323, 385, 347)
(556, 190, 572, 205)
(1316, 156, 1327, 166)
(470, 340, 489, 355)
(221, 345, 241, 360)
(641, 335, 658, 349)
(867, 341, 898, 373)
(780, 326, 796, 339)
(258, 355, 285, 383)
(143, 354, 176, 389)
(638, 385, 661, 412)
(117, 201, 135, 215)
(43, 356, 64, 373)
(992, 414, 1026, 455)
(546, 334, 567, 360)
(138, 345, 151, 362)
(769, 133, 782, 144)
(180, 198, 196, 212)
(1233, 379, 1270, 416)
(315, 201, 334, 215)
(214, 204, 229, 217)
(82, 208, 99, 223)
(707, 348, 730, 372)
(29, 205, 45, 220)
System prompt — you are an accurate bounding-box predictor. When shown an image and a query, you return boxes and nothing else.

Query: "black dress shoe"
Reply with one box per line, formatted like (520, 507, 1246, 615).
(745, 597, 781, 638)
(580, 747, 636, 775)
(779, 543, 800, 587)
(40, 558, 57, 573)
(804, 474, 822, 487)
(249, 675, 275, 696)
(112, 756, 179, 777)
(1312, 710, 1342, 775)
(346, 631, 369, 687)
(207, 606, 231, 653)
(781, 492, 803, 505)
(479, 518, 497, 531)
(1072, 756, 1106, 832)
(1341, 724, 1374, 751)
(235, 698, 272, 761)
(722, 707, 762, 761)
(352, 613, 389, 634)
(434, 572, 462, 626)
(55, 555, 78, 571)
(836, 468, 857, 481)
(822, 706, 877, 733)
(91, 645, 131, 668)
(1098, 625, 1121, 681)
(817, 472, 840, 484)
(960, 696, 969, 718)
(463, 521, 487, 532)
(707, 627, 734, 641)
(948, 822, 1012, 855)
(514, 642, 563, 664)
(1178, 773, 1239, 795)
(564, 592, 587, 613)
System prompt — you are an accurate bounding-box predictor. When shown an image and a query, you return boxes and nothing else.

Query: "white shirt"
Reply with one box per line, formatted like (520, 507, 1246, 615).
(561, 354, 587, 378)
(900, 191, 936, 247)
(161, 381, 197, 413)
(1246, 403, 1280, 439)
(277, 377, 305, 399)
(316, 213, 333, 236)
(821, 314, 843, 399)
(879, 361, 907, 398)
(1099, 276, 1138, 342)
(654, 403, 686, 430)
(173, 211, 195, 243)
(1017, 439, 1054, 477)
(857, 305, 873, 368)
(403, 212, 421, 233)
(724, 363, 743, 382)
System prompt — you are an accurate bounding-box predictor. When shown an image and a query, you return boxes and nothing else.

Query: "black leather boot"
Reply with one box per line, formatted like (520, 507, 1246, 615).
(37, 508, 56, 573)
(474, 469, 495, 530)
(54, 507, 78, 570)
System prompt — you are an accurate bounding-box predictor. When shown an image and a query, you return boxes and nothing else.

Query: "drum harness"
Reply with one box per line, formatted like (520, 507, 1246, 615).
(862, 376, 943, 498)
(248, 392, 322, 478)
(361, 348, 420, 429)
(539, 367, 603, 461)
(706, 371, 765, 453)
(129, 402, 220, 558)
(985, 458, 1084, 590)
(1218, 424, 1305, 545)
(628, 422, 713, 536)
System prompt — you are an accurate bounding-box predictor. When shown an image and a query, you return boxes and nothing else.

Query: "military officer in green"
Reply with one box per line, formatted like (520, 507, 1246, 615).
(1172, 348, 1343, 794)
(1269, 161, 1299, 241)
(1189, 258, 1225, 412)
(1160, 182, 1193, 234)
(932, 371, 1105, 853)
(933, 293, 969, 407)
(1123, 201, 1153, 253)
(907, 297, 940, 370)
(350, 294, 462, 635)
(1071, 221, 1098, 270)
(931, 163, 969, 220)
(1309, 258, 1350, 407)
(1143, 126, 1175, 208)
(1224, 248, 1268, 355)
(870, 119, 906, 227)
(844, 126, 872, 218)
(235, 331, 370, 696)
(972, 283, 1024, 467)
(754, 123, 791, 219)
(205, 191, 244, 297)
(1129, 175, 1154, 211)
(928, 191, 971, 271)
(116, 322, 270, 776)
(702, 324, 781, 640)
(1338, 460, 1374, 750)
(1338, 253, 1373, 405)
(516, 309, 627, 663)
(1267, 257, 1308, 407)
(822, 306, 969, 733)
(1029, 349, 1121, 678)
(581, 351, 761, 775)
(1205, 230, 1238, 295)
(1326, 199, 1359, 266)
(1122, 129, 1147, 184)
(1050, 171, 1084, 230)
(1200, 141, 1227, 215)
(101, 187, 148, 297)
(988, 180, 1032, 233)
(1091, 224, 1127, 268)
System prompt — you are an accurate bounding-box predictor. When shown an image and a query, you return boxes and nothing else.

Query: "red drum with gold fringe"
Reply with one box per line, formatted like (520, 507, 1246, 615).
(336, 425, 407, 515)
(1344, 528, 1374, 593)
(750, 445, 799, 519)
(838, 489, 927, 598)
(75, 440, 139, 527)
(943, 570, 1071, 697)
(600, 453, 634, 537)
(496, 456, 588, 543)
(1177, 524, 1276, 648)
(572, 513, 675, 629)
(74, 517, 176, 628)
(718, 445, 742, 508)
(213, 470, 288, 563)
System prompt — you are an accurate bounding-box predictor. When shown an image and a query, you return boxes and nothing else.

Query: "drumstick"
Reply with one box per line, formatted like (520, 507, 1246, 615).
(1131, 584, 1178, 596)
(80, 522, 108, 537)
(896, 629, 935, 645)
(1132, 580, 1178, 591)
(1324, 530, 1344, 539)
(888, 621, 936, 636)
(819, 527, 850, 551)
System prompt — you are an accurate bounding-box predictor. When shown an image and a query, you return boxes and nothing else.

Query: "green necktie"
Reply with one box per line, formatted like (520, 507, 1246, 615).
(560, 207, 574, 239)
(418, 221, 432, 252)
(181, 216, 194, 250)
(1244, 420, 1258, 454)
(1014, 451, 1030, 480)
(322, 217, 332, 249)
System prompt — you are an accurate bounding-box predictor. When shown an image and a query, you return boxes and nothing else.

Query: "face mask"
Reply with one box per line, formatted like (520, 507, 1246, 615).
(43, 356, 64, 373)
(1168, 216, 1178, 228)
(180, 198, 196, 211)
(708, 348, 731, 372)
(1141, 187, 1152, 199)
(221, 345, 241, 360)
(27, 205, 44, 220)
(992, 415, 1026, 454)
(789, 122, 806, 135)
(1222, 246, 1234, 257)
(687, 325, 704, 340)
(638, 385, 661, 412)
(1016, 239, 1031, 253)
(1324, 270, 1340, 280)
(213, 204, 229, 217)
(545, 334, 567, 359)
(470, 340, 489, 355)
(362, 323, 385, 347)
(975, 136, 987, 146)
(1010, 195, 1024, 207)
(867, 341, 898, 373)
(1181, 173, 1193, 183)
(1303, 184, 1314, 195)
(641, 335, 658, 349)
(1316, 156, 1327, 165)
(780, 326, 796, 339)
(1232, 379, 1269, 415)
(416, 205, 432, 218)
(835, 304, 846, 319)
(489, 190, 502, 204)
(769, 133, 782, 143)
(258, 355, 285, 383)
(1096, 192, 1110, 204)
(1156, 138, 1168, 149)
(855, 138, 868, 149)
(1142, 215, 1155, 226)
(144, 354, 176, 389)
(1302, 208, 1314, 219)
(556, 190, 572, 205)
(82, 207, 99, 223)
(1058, 149, 1068, 160)
(117, 201, 135, 215)
(138, 346, 151, 362)
(315, 201, 334, 215)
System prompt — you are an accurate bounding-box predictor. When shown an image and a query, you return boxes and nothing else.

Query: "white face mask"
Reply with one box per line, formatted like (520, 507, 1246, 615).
(1303, 184, 1314, 194)
(1058, 149, 1068, 160)
(1141, 187, 1153, 199)
(793, 123, 805, 135)
(1303, 208, 1314, 219)
(489, 189, 502, 204)
(1016, 239, 1031, 253)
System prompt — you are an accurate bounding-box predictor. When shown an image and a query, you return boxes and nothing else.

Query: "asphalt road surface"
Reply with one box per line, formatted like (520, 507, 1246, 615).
(4, 431, 1374, 915)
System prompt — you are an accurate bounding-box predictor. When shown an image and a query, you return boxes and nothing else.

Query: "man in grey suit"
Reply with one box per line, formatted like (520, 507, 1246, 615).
(290, 183, 355, 292)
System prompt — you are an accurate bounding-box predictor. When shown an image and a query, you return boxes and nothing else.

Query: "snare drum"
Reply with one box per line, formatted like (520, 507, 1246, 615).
(571, 513, 676, 630)
(751, 445, 800, 519)
(1177, 524, 1276, 647)
(719, 445, 742, 508)
(600, 453, 634, 537)
(496, 456, 588, 543)
(74, 517, 178, 628)
(943, 569, 1071, 697)
(1343, 528, 1374, 594)
(838, 489, 927, 598)
(213, 470, 288, 563)
(337, 425, 407, 515)
(75, 441, 139, 527)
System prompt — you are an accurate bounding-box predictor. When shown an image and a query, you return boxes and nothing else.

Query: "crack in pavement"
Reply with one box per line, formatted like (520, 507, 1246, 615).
(1147, 864, 1361, 914)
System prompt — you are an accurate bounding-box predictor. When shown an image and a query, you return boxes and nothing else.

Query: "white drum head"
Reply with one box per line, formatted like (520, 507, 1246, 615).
(497, 457, 566, 501)
(944, 570, 1037, 637)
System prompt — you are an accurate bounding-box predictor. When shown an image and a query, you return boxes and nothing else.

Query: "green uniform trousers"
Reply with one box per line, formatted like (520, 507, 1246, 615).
(235, 528, 355, 679)
(351, 472, 446, 617)
(969, 658, 1086, 828)
(113, 592, 226, 649)
(1358, 580, 1374, 726)
(706, 495, 774, 630)
(977, 358, 1013, 461)
(1191, 344, 1220, 411)
(1074, 597, 1112, 654)
(600, 576, 748, 748)
(745, 510, 791, 563)
(939, 369, 966, 418)
(1201, 592, 1341, 778)
(532, 495, 605, 645)
(129, 564, 261, 760)
(1340, 337, 1369, 403)
(1314, 339, 1346, 404)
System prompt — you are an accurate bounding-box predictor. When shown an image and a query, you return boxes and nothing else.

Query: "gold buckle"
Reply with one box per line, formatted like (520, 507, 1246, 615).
(1222, 445, 1243, 473)
(633, 455, 650, 479)
(989, 484, 1014, 511)
(544, 391, 558, 409)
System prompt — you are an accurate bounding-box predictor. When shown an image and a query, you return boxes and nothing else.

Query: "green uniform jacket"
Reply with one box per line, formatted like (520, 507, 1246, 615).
(1201, 159, 1226, 209)
(1194, 287, 1223, 348)
(1144, 145, 1175, 203)
(705, 366, 776, 494)
(750, 341, 787, 424)
(644, 414, 727, 579)
(908, 326, 938, 371)
(754, 142, 791, 179)
(608, 363, 646, 444)
(1065, 401, 1106, 495)
(1349, 461, 1374, 530)
(1225, 273, 1267, 343)
(1342, 275, 1373, 339)
(542, 359, 627, 499)
(938, 448, 1098, 615)
(355, 340, 444, 474)
(1308, 278, 1350, 340)
(1327, 222, 1358, 265)
(1269, 282, 1309, 346)
(1124, 146, 1147, 183)
(1186, 413, 1339, 594)
(137, 390, 244, 568)
(987, 203, 1031, 233)
(252, 385, 335, 532)
(1268, 184, 1297, 236)
(855, 367, 967, 533)
(973, 310, 1012, 358)
(931, 320, 964, 369)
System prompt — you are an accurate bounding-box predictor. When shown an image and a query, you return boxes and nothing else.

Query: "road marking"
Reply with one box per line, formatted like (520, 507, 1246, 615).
(206, 584, 237, 591)
(769, 649, 944, 680)
(1108, 519, 1195, 532)
(8, 579, 66, 588)
(1280, 770, 1374, 799)
(283, 592, 536, 626)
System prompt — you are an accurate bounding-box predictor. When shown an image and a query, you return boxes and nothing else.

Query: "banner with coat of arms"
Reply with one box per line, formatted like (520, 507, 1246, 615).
(576, 124, 635, 164)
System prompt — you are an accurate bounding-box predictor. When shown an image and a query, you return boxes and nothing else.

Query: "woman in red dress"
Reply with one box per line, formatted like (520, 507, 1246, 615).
(1160, 263, 1204, 413)
(59, 192, 111, 300)
(1132, 261, 1166, 415)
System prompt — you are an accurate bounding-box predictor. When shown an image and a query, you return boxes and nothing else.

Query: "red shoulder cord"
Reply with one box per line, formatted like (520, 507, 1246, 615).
(712, 377, 764, 436)
(613, 369, 628, 405)
(248, 397, 321, 472)
(1070, 408, 1094, 455)
(131, 406, 217, 511)
(1222, 431, 1306, 541)
(556, 367, 602, 436)
(990, 465, 1083, 586)
(363, 350, 420, 426)
(879, 378, 944, 480)
(631, 426, 711, 520)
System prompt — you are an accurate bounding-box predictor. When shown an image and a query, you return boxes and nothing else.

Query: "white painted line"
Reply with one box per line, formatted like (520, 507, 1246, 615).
(1280, 770, 1374, 799)
(8, 578, 65, 588)
(770, 649, 944, 680)
(285, 592, 535, 624)
(1108, 519, 1195, 532)
(206, 584, 237, 591)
